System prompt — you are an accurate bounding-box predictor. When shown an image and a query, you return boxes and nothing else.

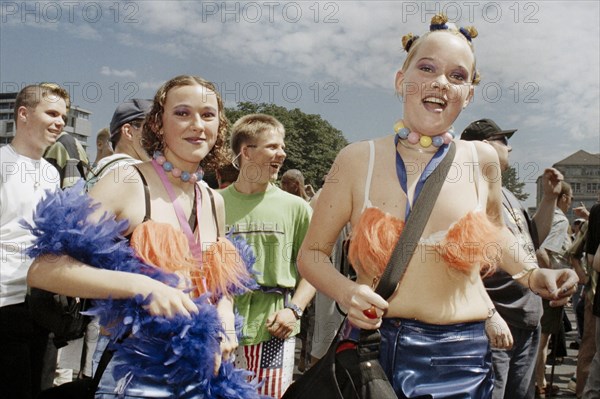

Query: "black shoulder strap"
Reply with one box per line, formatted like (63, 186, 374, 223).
(131, 165, 151, 223)
(91, 344, 115, 389)
(375, 142, 457, 300)
(525, 210, 540, 250)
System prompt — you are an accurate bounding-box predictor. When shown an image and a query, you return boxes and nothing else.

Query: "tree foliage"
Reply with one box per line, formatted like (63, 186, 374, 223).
(224, 102, 348, 187)
(502, 166, 528, 201)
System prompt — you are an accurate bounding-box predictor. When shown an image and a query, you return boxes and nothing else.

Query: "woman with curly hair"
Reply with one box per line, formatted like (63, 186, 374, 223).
(27, 75, 261, 398)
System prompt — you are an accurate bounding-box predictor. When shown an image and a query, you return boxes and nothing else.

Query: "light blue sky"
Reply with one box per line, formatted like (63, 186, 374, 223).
(2, 1, 599, 206)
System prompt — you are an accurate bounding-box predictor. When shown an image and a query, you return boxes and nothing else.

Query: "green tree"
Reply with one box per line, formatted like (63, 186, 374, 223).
(225, 102, 348, 188)
(502, 166, 528, 201)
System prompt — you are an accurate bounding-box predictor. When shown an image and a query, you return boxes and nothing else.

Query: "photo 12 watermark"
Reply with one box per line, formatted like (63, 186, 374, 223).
(399, 1, 540, 24)
(2, 81, 141, 105)
(199, 1, 340, 24)
(216, 81, 339, 104)
(1, 1, 140, 24)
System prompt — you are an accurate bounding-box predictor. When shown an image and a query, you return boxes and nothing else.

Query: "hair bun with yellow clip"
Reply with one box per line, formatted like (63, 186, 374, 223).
(402, 33, 420, 52)
(430, 14, 449, 31)
(459, 26, 478, 42)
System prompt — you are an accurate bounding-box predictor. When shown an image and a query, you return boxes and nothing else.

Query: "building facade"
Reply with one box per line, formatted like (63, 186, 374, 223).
(535, 150, 600, 221)
(0, 92, 91, 148)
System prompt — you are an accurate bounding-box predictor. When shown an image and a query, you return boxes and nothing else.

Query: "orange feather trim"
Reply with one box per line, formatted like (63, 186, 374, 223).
(348, 207, 405, 278)
(130, 221, 196, 276)
(437, 211, 502, 275)
(199, 238, 255, 298)
(130, 221, 253, 297)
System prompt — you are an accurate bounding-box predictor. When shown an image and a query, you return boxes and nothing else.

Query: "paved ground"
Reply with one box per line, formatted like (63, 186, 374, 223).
(57, 306, 585, 397)
(537, 303, 580, 398)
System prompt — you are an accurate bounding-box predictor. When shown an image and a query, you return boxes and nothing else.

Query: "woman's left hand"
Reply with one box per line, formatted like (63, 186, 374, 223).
(214, 296, 239, 375)
(485, 311, 513, 349)
(213, 329, 239, 375)
(529, 268, 579, 306)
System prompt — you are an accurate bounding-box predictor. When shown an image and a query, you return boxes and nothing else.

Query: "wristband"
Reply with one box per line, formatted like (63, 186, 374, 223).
(511, 266, 537, 280)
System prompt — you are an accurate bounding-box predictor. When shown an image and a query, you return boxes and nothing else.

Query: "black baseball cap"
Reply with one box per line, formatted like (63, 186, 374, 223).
(461, 118, 517, 141)
(109, 98, 153, 139)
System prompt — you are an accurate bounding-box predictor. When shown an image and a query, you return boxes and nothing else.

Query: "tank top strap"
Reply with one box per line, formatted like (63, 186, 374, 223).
(362, 140, 375, 211)
(206, 187, 220, 237)
(131, 164, 151, 222)
(469, 141, 485, 209)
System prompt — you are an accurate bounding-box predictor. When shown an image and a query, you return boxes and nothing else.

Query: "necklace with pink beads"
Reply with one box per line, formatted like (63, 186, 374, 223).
(393, 120, 454, 148)
(153, 151, 203, 184)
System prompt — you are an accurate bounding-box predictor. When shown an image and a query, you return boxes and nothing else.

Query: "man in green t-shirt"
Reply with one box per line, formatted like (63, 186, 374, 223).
(221, 114, 315, 398)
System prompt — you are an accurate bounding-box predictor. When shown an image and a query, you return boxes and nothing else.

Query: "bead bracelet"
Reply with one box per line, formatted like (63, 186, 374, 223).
(512, 267, 539, 293)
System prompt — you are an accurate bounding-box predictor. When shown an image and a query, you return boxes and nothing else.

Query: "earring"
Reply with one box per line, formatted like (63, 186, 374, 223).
(231, 153, 241, 170)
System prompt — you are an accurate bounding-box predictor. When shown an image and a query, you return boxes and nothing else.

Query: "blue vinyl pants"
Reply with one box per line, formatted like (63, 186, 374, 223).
(379, 318, 494, 399)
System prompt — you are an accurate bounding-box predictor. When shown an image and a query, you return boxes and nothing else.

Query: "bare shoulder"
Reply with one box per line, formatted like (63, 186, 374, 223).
(89, 162, 147, 225)
(336, 140, 371, 164)
(331, 137, 390, 174)
(456, 140, 500, 173)
(461, 140, 499, 163)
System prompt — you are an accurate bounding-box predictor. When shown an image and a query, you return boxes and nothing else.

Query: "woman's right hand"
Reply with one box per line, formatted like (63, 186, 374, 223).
(485, 311, 513, 349)
(138, 276, 198, 318)
(345, 283, 389, 330)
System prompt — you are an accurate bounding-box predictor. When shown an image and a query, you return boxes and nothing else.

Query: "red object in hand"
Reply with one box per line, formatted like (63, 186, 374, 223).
(363, 306, 378, 319)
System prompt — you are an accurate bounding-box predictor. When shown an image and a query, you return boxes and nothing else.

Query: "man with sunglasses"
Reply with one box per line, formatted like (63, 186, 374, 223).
(461, 118, 563, 399)
(86, 98, 152, 188)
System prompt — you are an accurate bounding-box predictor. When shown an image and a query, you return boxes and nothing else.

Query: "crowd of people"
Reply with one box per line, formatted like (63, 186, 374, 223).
(1, 13, 598, 399)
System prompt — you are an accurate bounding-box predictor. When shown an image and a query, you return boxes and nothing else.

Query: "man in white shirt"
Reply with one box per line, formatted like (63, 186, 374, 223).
(0, 83, 68, 398)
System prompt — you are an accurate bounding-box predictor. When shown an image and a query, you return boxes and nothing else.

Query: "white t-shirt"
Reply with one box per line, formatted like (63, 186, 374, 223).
(0, 145, 60, 307)
(86, 153, 141, 188)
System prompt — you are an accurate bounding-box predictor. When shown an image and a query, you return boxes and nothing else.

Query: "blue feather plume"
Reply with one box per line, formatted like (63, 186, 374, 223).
(25, 182, 265, 398)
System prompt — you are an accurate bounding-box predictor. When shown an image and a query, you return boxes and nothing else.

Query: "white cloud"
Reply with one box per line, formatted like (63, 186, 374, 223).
(100, 66, 137, 78)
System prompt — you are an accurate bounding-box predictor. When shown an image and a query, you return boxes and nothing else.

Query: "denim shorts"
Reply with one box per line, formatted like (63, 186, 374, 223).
(378, 318, 493, 399)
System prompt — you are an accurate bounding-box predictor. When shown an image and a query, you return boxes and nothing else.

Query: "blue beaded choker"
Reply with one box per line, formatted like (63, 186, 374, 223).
(153, 151, 203, 184)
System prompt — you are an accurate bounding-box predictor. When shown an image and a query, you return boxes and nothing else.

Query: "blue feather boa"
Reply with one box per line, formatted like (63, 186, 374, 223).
(24, 182, 264, 398)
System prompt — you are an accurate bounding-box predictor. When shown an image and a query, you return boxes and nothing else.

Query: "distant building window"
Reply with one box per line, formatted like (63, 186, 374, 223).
(587, 183, 599, 193)
(584, 168, 600, 176)
(6, 122, 14, 133)
(564, 167, 579, 176)
(572, 183, 581, 193)
(0, 113, 13, 120)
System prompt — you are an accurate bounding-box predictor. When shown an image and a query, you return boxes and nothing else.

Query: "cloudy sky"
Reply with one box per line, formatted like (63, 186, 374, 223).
(1, 0, 599, 206)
